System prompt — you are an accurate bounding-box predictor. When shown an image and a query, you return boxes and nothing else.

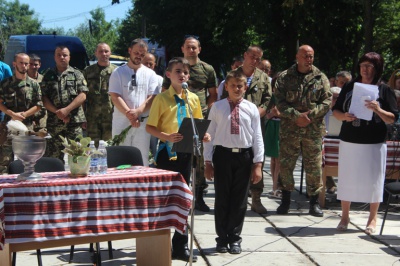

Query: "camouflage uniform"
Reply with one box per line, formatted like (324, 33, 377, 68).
(41, 66, 88, 161)
(163, 60, 218, 189)
(275, 64, 331, 196)
(31, 73, 47, 131)
(222, 66, 272, 193)
(83, 63, 117, 144)
(0, 76, 43, 174)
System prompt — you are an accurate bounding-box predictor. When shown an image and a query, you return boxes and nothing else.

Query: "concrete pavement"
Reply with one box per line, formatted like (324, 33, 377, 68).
(11, 157, 400, 265)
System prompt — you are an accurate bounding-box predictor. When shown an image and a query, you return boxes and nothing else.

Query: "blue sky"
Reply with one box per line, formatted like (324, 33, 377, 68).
(18, 0, 132, 31)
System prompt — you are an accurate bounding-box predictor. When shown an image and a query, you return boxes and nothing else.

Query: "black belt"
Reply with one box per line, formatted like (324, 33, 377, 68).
(216, 145, 252, 153)
(139, 116, 148, 122)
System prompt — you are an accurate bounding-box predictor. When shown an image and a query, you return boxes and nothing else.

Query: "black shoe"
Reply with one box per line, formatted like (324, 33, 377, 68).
(216, 244, 228, 253)
(276, 203, 290, 214)
(195, 199, 210, 212)
(172, 247, 198, 262)
(309, 203, 324, 217)
(229, 242, 241, 254)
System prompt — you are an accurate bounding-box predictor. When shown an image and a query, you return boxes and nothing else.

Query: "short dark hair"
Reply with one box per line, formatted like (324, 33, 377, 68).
(335, 71, 352, 80)
(231, 56, 244, 65)
(246, 45, 263, 54)
(166, 57, 190, 71)
(55, 45, 70, 53)
(182, 36, 201, 48)
(129, 38, 148, 49)
(357, 52, 384, 84)
(29, 53, 41, 62)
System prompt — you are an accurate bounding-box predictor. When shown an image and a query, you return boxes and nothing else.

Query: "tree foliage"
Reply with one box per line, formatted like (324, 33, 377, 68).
(124, 0, 399, 80)
(0, 0, 40, 56)
(68, 8, 121, 59)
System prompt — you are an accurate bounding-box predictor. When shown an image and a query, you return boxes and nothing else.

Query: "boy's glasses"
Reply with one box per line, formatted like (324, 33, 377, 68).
(184, 34, 199, 41)
(129, 74, 137, 90)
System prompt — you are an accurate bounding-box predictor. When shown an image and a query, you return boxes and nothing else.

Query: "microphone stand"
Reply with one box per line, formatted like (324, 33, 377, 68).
(183, 88, 201, 266)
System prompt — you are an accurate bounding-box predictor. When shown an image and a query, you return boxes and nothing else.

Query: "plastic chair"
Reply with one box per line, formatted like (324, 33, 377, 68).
(69, 146, 143, 264)
(8, 157, 65, 266)
(380, 181, 400, 235)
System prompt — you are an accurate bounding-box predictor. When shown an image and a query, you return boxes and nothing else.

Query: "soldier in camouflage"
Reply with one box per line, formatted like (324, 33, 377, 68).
(41, 46, 88, 161)
(274, 45, 332, 217)
(222, 45, 272, 214)
(83, 43, 117, 145)
(27, 54, 47, 131)
(0, 53, 43, 174)
(162, 36, 218, 212)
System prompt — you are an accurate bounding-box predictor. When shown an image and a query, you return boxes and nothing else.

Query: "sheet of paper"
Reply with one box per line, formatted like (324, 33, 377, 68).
(349, 82, 379, 121)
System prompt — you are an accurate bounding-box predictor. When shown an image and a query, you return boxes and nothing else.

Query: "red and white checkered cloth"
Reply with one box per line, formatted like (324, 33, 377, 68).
(0, 167, 193, 250)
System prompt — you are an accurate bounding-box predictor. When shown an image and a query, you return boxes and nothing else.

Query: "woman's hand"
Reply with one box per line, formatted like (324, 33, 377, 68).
(365, 100, 380, 112)
(343, 112, 357, 122)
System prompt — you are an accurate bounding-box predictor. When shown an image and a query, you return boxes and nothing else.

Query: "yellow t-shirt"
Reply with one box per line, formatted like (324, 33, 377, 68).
(147, 86, 203, 143)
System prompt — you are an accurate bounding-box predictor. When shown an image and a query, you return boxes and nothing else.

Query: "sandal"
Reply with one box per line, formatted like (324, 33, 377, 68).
(365, 227, 376, 235)
(336, 220, 350, 231)
(268, 190, 282, 199)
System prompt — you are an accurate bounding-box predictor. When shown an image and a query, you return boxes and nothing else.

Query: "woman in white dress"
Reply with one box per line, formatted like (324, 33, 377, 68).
(332, 52, 399, 234)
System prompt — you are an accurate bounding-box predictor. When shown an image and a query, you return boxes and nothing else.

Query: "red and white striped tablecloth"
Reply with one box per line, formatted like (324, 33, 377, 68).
(323, 138, 400, 172)
(0, 166, 193, 250)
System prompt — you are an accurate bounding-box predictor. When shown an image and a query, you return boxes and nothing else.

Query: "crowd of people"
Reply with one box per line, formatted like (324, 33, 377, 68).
(0, 36, 399, 262)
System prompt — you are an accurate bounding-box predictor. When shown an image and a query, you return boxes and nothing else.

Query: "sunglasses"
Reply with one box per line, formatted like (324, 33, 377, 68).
(129, 74, 137, 91)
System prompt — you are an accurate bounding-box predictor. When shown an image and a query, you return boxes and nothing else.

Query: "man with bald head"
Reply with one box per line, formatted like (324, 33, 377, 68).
(83, 43, 117, 144)
(0, 53, 42, 173)
(275, 45, 331, 217)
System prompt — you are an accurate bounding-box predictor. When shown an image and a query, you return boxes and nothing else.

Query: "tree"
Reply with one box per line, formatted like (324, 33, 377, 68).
(69, 8, 121, 59)
(0, 0, 40, 55)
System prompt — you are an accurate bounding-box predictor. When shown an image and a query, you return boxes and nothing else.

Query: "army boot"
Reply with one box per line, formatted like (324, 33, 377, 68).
(276, 190, 291, 214)
(195, 187, 210, 212)
(309, 194, 324, 217)
(251, 191, 268, 214)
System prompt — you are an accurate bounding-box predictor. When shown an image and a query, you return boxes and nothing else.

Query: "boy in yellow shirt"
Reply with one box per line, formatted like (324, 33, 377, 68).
(146, 57, 210, 262)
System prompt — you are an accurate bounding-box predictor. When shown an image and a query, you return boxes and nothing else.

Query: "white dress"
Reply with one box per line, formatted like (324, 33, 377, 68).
(337, 140, 386, 203)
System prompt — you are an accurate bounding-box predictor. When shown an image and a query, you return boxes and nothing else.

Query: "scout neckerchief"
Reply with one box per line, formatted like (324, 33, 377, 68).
(155, 92, 187, 161)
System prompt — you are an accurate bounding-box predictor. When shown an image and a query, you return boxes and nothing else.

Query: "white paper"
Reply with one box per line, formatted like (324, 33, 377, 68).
(349, 82, 379, 121)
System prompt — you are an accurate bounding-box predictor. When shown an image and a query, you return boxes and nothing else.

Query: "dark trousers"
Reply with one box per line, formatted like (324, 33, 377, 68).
(156, 147, 192, 250)
(213, 146, 253, 245)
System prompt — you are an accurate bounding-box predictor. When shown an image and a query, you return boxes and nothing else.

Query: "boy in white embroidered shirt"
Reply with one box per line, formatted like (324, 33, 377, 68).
(204, 69, 264, 255)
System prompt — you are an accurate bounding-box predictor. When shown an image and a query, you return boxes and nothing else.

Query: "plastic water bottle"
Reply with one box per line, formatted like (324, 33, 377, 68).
(89, 141, 99, 175)
(98, 140, 108, 174)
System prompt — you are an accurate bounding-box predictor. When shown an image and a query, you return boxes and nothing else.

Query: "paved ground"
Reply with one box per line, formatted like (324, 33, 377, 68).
(11, 156, 400, 266)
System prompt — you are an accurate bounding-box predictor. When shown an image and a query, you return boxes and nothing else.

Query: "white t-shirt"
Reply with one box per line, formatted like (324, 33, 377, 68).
(109, 64, 158, 135)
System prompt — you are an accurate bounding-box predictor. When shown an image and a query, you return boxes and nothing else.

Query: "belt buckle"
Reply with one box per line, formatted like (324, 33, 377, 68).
(232, 148, 240, 153)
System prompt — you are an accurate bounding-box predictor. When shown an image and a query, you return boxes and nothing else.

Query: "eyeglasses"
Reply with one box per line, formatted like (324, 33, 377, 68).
(129, 74, 137, 91)
(184, 34, 199, 41)
(360, 63, 374, 69)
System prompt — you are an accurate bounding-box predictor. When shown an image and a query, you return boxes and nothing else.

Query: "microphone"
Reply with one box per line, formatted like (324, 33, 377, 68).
(182, 82, 189, 91)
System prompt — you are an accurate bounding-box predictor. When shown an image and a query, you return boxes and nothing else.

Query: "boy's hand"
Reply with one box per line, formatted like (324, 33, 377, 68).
(166, 132, 183, 143)
(251, 162, 262, 184)
(202, 133, 211, 142)
(204, 162, 214, 181)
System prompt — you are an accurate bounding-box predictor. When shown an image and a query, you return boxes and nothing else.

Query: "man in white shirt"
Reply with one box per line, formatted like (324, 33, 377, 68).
(109, 39, 159, 166)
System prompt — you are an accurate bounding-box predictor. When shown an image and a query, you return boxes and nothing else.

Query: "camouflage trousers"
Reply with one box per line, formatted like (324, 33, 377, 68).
(86, 118, 112, 146)
(0, 139, 14, 174)
(278, 131, 323, 196)
(45, 122, 83, 162)
(33, 107, 48, 131)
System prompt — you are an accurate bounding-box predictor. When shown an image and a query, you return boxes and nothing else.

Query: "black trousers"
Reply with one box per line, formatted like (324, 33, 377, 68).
(213, 146, 253, 245)
(156, 147, 192, 250)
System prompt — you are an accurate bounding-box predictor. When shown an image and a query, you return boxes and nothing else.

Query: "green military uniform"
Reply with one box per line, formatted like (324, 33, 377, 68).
(83, 63, 117, 144)
(275, 64, 331, 195)
(41, 66, 88, 161)
(0, 76, 43, 174)
(222, 66, 272, 193)
(31, 73, 47, 130)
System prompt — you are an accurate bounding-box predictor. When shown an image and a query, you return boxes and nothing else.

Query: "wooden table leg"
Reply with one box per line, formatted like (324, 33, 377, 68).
(136, 229, 171, 266)
(0, 243, 12, 266)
